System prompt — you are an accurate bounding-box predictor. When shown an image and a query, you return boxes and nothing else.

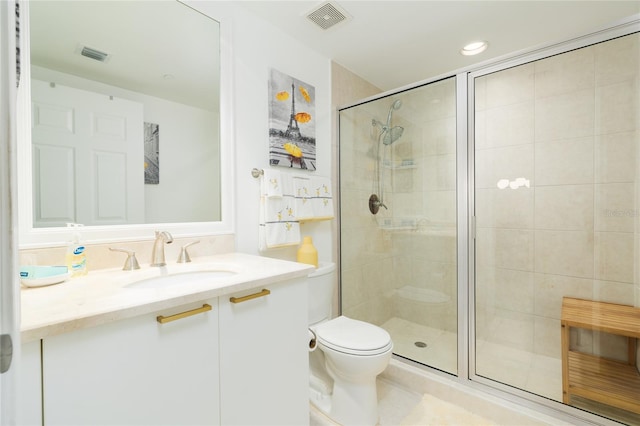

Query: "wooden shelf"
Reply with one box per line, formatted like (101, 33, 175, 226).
(567, 351, 640, 414)
(562, 297, 640, 338)
(562, 297, 640, 414)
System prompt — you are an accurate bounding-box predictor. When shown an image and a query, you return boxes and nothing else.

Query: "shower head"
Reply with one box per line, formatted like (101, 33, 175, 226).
(382, 126, 404, 145)
(386, 99, 402, 127)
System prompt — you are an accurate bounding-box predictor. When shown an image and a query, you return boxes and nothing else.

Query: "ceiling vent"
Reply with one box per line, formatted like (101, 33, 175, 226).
(76, 45, 111, 63)
(306, 2, 350, 31)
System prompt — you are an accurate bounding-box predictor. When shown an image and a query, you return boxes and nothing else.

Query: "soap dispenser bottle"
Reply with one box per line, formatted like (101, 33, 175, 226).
(66, 223, 87, 277)
(297, 236, 318, 268)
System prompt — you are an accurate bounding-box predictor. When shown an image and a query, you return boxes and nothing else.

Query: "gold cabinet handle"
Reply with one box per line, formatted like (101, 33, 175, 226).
(230, 289, 270, 304)
(156, 304, 212, 324)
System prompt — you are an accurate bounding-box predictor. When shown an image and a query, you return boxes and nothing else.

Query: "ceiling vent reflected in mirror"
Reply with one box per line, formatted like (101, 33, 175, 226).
(306, 1, 351, 30)
(77, 45, 111, 63)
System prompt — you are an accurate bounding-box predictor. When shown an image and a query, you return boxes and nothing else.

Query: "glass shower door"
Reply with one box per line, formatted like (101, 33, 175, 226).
(473, 32, 640, 424)
(339, 77, 458, 374)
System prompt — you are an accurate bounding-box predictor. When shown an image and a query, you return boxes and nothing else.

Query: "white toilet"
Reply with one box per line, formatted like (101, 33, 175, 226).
(308, 262, 393, 426)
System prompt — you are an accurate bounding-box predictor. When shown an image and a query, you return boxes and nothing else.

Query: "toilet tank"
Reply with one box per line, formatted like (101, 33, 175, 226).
(307, 262, 336, 325)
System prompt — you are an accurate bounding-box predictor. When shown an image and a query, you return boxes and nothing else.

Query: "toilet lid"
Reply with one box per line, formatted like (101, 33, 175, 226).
(316, 316, 392, 355)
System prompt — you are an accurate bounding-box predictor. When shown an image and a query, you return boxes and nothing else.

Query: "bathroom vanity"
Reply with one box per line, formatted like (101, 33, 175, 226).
(18, 253, 313, 426)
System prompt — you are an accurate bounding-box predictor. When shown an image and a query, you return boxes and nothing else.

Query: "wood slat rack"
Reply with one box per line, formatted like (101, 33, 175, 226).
(561, 297, 640, 414)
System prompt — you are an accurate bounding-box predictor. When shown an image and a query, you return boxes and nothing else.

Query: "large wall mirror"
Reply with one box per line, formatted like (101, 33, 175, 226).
(18, 1, 234, 247)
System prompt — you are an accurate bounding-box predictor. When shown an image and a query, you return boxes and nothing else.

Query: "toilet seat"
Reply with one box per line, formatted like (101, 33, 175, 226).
(315, 316, 393, 356)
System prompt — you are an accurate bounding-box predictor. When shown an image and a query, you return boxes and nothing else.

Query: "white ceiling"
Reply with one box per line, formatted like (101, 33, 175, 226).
(28, 1, 639, 107)
(241, 1, 640, 92)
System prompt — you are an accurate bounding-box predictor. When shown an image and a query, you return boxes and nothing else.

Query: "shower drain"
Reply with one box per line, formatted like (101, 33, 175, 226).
(414, 341, 427, 348)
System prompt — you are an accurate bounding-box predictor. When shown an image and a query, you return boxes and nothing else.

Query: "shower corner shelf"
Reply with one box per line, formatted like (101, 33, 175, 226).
(383, 163, 417, 170)
(379, 225, 416, 232)
(561, 297, 640, 414)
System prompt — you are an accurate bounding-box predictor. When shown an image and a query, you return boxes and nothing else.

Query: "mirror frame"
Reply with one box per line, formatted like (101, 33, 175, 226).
(17, 1, 234, 248)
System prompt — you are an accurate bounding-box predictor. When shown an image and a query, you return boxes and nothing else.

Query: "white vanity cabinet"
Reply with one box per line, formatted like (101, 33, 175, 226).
(218, 277, 309, 426)
(42, 299, 220, 426)
(16, 341, 43, 426)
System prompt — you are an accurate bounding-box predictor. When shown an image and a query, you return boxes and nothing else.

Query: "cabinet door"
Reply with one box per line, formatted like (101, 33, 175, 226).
(219, 278, 309, 425)
(16, 341, 42, 426)
(42, 300, 219, 426)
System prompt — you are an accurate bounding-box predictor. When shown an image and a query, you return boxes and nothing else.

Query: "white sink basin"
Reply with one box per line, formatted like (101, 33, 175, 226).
(125, 270, 236, 289)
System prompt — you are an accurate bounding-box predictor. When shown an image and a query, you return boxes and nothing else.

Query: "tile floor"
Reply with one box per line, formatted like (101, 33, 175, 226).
(310, 375, 561, 426)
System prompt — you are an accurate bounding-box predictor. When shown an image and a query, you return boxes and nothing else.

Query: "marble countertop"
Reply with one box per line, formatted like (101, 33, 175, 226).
(21, 252, 314, 343)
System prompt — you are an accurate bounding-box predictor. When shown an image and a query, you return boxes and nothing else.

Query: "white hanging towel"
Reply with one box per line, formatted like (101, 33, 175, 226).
(259, 171, 300, 251)
(311, 176, 334, 220)
(261, 169, 283, 198)
(294, 176, 314, 221)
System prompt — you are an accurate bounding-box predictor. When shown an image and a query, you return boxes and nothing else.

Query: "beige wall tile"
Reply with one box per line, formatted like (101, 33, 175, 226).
(535, 230, 594, 278)
(534, 185, 594, 231)
(494, 229, 534, 271)
(534, 137, 594, 186)
(595, 231, 634, 283)
(485, 309, 535, 352)
(595, 33, 640, 87)
(420, 156, 439, 191)
(533, 273, 593, 319)
(392, 255, 413, 290)
(595, 183, 636, 232)
(492, 268, 535, 314)
(485, 102, 534, 148)
(476, 188, 534, 229)
(475, 228, 496, 267)
(412, 234, 456, 264)
(535, 89, 595, 142)
(436, 154, 456, 191)
(534, 316, 562, 358)
(340, 188, 378, 229)
(340, 265, 365, 313)
(593, 280, 635, 305)
(596, 80, 638, 135)
(595, 131, 637, 183)
(485, 63, 535, 108)
(423, 190, 456, 223)
(534, 47, 594, 99)
(475, 144, 534, 189)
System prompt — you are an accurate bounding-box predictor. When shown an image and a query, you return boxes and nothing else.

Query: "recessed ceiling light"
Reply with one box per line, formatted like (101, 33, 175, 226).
(461, 41, 488, 56)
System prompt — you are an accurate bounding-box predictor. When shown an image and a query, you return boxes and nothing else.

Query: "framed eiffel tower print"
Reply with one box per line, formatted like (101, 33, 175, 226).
(268, 68, 316, 171)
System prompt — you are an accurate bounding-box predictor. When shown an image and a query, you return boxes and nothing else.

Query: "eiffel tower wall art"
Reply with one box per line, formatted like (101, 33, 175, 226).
(268, 68, 316, 171)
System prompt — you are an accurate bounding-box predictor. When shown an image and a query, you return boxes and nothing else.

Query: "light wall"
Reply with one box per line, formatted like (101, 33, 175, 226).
(189, 2, 333, 263)
(475, 33, 640, 360)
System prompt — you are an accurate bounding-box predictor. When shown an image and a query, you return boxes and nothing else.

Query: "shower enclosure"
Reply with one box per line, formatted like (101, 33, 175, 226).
(340, 77, 458, 375)
(339, 28, 640, 425)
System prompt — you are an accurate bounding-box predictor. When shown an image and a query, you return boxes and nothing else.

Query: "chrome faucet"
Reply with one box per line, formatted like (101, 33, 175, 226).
(151, 231, 173, 267)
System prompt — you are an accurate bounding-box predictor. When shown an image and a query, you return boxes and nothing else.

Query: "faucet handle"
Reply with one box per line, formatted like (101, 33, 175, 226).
(109, 248, 141, 271)
(177, 241, 200, 263)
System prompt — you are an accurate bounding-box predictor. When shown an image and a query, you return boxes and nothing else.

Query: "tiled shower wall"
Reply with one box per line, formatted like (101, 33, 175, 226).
(474, 33, 640, 360)
(340, 78, 458, 331)
(387, 79, 457, 332)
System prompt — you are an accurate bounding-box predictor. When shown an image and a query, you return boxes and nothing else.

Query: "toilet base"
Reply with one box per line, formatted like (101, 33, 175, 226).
(309, 367, 380, 426)
(330, 377, 380, 426)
